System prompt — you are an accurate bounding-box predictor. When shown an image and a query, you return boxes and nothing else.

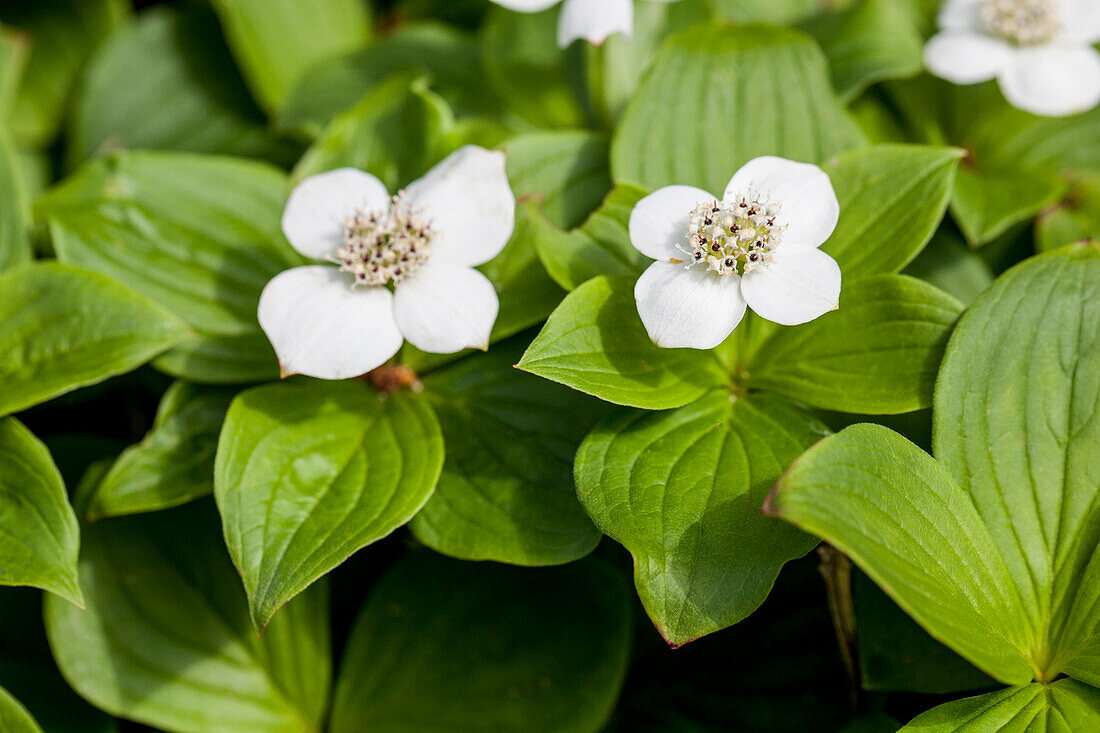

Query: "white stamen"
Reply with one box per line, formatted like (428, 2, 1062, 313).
(331, 194, 434, 288)
(675, 190, 786, 277)
(981, 0, 1060, 45)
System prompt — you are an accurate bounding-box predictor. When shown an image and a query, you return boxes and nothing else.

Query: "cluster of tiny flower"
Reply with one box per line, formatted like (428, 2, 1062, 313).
(678, 192, 785, 277)
(980, 0, 1059, 45)
(331, 195, 433, 288)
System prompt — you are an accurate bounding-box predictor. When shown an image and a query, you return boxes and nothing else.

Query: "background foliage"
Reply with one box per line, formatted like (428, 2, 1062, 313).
(0, 0, 1098, 731)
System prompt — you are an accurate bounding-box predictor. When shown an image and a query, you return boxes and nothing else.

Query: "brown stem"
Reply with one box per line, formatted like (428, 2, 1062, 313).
(363, 364, 421, 396)
(818, 544, 864, 714)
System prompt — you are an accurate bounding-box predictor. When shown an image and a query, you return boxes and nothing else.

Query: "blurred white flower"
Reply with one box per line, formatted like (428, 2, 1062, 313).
(259, 146, 515, 380)
(628, 157, 841, 350)
(491, 0, 680, 47)
(925, 0, 1100, 116)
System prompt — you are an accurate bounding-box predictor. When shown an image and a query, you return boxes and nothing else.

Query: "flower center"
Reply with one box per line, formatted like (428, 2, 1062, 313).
(677, 191, 785, 277)
(332, 194, 433, 288)
(981, 0, 1059, 45)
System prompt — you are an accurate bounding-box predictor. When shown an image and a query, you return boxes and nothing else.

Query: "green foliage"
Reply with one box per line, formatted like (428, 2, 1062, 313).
(0, 418, 82, 606)
(45, 503, 331, 732)
(411, 339, 605, 565)
(0, 263, 191, 416)
(208, 0, 371, 115)
(329, 552, 633, 733)
(576, 392, 828, 645)
(5, 0, 1100, 729)
(39, 151, 301, 383)
(215, 379, 442, 629)
(611, 23, 863, 193)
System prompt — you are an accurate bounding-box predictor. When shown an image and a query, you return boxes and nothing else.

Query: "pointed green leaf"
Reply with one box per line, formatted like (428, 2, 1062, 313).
(411, 339, 605, 566)
(611, 23, 863, 194)
(533, 183, 650, 292)
(209, 0, 369, 115)
(40, 150, 302, 383)
(749, 275, 962, 415)
(0, 263, 191, 417)
(768, 422, 1036, 683)
(518, 276, 727, 410)
(821, 144, 962, 281)
(87, 382, 236, 520)
(215, 380, 442, 629)
(934, 243, 1100, 681)
(0, 418, 82, 606)
(0, 686, 42, 733)
(45, 503, 330, 733)
(330, 553, 633, 733)
(901, 680, 1100, 732)
(576, 391, 829, 645)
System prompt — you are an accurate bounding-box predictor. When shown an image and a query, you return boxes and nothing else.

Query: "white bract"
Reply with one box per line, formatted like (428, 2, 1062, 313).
(925, 0, 1100, 116)
(628, 157, 842, 350)
(490, 0, 679, 47)
(258, 146, 515, 380)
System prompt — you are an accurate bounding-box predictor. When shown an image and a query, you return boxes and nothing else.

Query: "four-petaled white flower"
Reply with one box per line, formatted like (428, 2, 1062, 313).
(258, 146, 515, 380)
(491, 0, 680, 48)
(628, 157, 842, 350)
(925, 0, 1100, 116)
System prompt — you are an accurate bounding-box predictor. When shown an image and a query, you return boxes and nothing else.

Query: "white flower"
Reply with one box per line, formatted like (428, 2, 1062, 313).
(258, 146, 515, 380)
(924, 0, 1100, 116)
(628, 157, 842, 350)
(490, 0, 680, 48)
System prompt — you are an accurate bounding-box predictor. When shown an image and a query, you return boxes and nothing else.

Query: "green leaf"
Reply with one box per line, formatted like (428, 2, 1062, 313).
(411, 339, 605, 565)
(209, 0, 370, 115)
(933, 243, 1100, 682)
(45, 502, 330, 733)
(87, 382, 236, 520)
(214, 380, 442, 630)
(0, 686, 42, 733)
(278, 22, 495, 135)
(900, 680, 1100, 731)
(951, 163, 1064, 246)
(854, 571, 995, 694)
(611, 23, 863, 194)
(767, 423, 1036, 684)
(748, 275, 962, 414)
(902, 230, 994, 306)
(1037, 173, 1100, 252)
(518, 276, 727, 410)
(708, 0, 827, 23)
(478, 6, 586, 129)
(0, 418, 82, 606)
(0, 0, 128, 147)
(292, 72, 451, 191)
(533, 183, 650, 291)
(0, 23, 28, 116)
(503, 130, 612, 230)
(576, 391, 829, 646)
(821, 144, 962, 281)
(329, 552, 633, 733)
(0, 125, 30, 272)
(807, 0, 923, 102)
(0, 263, 191, 416)
(40, 150, 302, 383)
(67, 7, 296, 167)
